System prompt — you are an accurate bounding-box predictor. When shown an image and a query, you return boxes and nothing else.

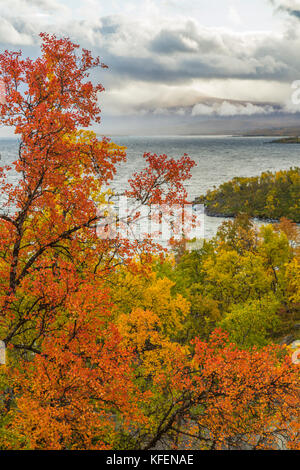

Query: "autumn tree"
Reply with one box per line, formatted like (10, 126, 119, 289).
(0, 33, 195, 448)
(0, 34, 298, 451)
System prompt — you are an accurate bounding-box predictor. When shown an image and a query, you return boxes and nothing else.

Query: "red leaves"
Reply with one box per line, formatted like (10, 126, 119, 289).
(12, 324, 141, 450)
(0, 32, 106, 134)
(1, 33, 297, 452)
(126, 152, 196, 205)
(184, 331, 300, 449)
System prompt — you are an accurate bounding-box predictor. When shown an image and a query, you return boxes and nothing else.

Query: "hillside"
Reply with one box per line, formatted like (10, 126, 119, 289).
(195, 167, 300, 222)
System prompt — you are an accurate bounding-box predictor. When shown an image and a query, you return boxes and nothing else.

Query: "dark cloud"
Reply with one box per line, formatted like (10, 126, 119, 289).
(150, 30, 197, 54)
(101, 41, 296, 84)
(1, 6, 300, 123)
(99, 17, 120, 35)
(150, 22, 223, 55)
(1, 12, 300, 84)
(286, 9, 300, 18)
(96, 17, 300, 84)
(269, 1, 300, 20)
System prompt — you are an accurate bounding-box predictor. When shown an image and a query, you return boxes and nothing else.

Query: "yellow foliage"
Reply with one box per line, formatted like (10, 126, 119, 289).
(285, 258, 300, 304)
(110, 266, 190, 337)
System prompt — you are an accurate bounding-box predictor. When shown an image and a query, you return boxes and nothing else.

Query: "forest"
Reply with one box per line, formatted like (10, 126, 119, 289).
(0, 34, 298, 451)
(196, 167, 300, 222)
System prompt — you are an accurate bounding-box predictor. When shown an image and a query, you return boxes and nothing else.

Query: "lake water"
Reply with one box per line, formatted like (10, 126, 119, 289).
(1, 136, 299, 239)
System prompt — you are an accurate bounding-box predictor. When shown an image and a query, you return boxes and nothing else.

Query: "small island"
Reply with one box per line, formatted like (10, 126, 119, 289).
(195, 167, 300, 223)
(269, 136, 300, 144)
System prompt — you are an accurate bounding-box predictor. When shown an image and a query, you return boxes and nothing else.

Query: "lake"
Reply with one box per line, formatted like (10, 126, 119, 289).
(1, 135, 299, 239)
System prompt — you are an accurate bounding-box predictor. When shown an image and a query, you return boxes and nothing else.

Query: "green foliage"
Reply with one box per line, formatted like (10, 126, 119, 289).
(170, 214, 299, 346)
(219, 295, 281, 348)
(196, 167, 300, 222)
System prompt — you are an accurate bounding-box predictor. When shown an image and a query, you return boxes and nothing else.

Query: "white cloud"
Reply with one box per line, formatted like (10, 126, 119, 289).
(153, 107, 187, 116)
(28, 0, 66, 12)
(0, 0, 68, 16)
(174, 108, 186, 115)
(192, 103, 215, 116)
(219, 101, 274, 116)
(0, 0, 299, 123)
(271, 0, 300, 9)
(192, 101, 276, 117)
(0, 17, 33, 44)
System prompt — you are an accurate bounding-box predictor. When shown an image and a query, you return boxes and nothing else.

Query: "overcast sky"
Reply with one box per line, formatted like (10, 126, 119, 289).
(1, 0, 300, 134)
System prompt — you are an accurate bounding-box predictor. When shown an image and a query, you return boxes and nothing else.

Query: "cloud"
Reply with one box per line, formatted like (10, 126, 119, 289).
(27, 0, 66, 12)
(192, 101, 276, 117)
(150, 30, 199, 54)
(270, 0, 300, 19)
(153, 106, 187, 115)
(0, 17, 33, 45)
(218, 102, 275, 116)
(1, 7, 299, 82)
(0, 0, 68, 16)
(287, 9, 300, 18)
(149, 22, 222, 55)
(85, 17, 300, 93)
(0, 0, 70, 44)
(99, 18, 300, 83)
(0, 1, 300, 123)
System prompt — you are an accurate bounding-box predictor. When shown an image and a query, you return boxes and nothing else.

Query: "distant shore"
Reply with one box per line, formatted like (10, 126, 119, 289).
(195, 204, 280, 223)
(268, 136, 300, 144)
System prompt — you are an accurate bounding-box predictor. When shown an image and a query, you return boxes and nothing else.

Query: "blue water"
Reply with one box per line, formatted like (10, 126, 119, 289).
(1, 135, 299, 238)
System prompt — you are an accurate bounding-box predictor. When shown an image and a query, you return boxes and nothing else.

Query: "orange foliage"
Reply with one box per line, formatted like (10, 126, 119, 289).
(0, 34, 298, 451)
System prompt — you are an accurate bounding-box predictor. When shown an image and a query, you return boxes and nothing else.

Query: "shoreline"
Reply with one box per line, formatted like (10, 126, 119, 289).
(194, 205, 299, 225)
(203, 208, 280, 224)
